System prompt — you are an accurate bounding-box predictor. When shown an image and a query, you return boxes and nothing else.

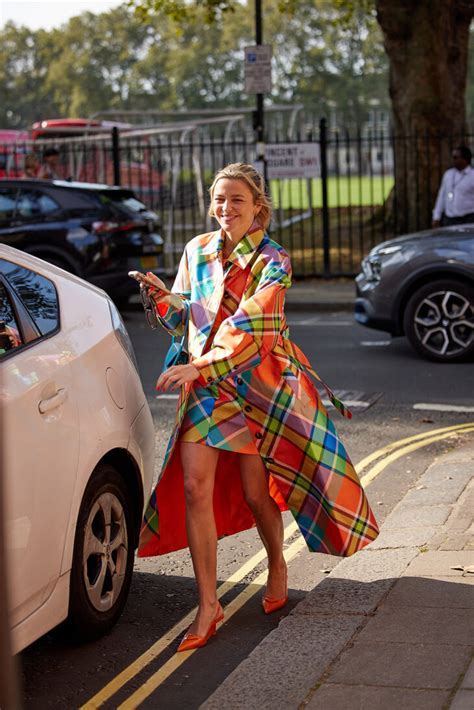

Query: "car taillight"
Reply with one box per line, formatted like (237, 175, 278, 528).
(93, 221, 137, 234)
(107, 299, 140, 374)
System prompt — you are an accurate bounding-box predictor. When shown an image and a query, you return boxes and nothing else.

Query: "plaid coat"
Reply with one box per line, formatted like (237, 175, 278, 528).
(138, 224, 379, 557)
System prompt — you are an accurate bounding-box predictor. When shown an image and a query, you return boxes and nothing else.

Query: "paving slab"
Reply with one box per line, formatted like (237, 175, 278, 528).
(403, 551, 474, 577)
(383, 576, 474, 609)
(201, 614, 364, 710)
(402, 480, 470, 506)
(355, 605, 473, 646)
(305, 684, 450, 710)
(291, 576, 393, 616)
(417, 463, 472, 486)
(450, 689, 474, 709)
(328, 547, 418, 582)
(382, 505, 452, 529)
(460, 659, 474, 689)
(368, 526, 438, 550)
(325, 640, 471, 689)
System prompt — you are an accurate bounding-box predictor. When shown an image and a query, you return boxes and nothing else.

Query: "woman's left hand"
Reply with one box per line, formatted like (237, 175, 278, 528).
(156, 364, 200, 391)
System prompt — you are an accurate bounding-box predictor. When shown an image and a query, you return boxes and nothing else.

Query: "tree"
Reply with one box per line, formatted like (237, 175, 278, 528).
(129, 0, 473, 230)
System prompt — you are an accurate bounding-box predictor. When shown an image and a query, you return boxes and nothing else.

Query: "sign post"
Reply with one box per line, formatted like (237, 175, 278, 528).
(244, 0, 271, 174)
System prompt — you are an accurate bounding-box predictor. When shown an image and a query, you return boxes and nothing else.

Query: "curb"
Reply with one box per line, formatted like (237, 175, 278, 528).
(202, 439, 474, 710)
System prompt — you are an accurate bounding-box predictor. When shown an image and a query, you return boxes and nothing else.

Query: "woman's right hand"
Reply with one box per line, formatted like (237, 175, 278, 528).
(143, 272, 169, 293)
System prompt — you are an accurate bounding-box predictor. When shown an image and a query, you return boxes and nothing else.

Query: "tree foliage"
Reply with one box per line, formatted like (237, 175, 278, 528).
(1, 0, 389, 127)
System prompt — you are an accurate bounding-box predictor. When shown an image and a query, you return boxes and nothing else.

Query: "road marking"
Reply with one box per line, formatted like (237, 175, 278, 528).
(118, 537, 307, 709)
(155, 394, 179, 400)
(355, 421, 474, 474)
(360, 426, 474, 486)
(413, 403, 474, 413)
(80, 422, 474, 709)
(360, 340, 391, 347)
(80, 523, 298, 710)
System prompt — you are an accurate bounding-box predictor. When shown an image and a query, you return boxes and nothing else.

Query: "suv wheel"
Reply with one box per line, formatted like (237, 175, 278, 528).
(67, 464, 135, 641)
(404, 279, 474, 362)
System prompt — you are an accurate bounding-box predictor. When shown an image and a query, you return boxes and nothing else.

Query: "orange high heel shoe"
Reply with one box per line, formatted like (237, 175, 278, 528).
(177, 604, 224, 652)
(262, 568, 288, 615)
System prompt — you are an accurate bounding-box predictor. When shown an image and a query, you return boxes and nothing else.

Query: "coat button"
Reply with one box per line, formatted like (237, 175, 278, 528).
(207, 376, 213, 382)
(266, 457, 274, 464)
(236, 377, 243, 385)
(244, 405, 252, 412)
(224, 261, 232, 270)
(224, 291, 230, 298)
(255, 432, 263, 439)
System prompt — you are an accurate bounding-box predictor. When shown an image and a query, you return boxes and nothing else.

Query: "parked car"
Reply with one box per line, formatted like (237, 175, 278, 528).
(0, 179, 164, 306)
(0, 245, 155, 652)
(355, 225, 474, 362)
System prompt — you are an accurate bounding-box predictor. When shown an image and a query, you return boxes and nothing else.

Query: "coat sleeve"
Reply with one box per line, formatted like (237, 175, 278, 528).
(150, 247, 191, 337)
(192, 254, 292, 384)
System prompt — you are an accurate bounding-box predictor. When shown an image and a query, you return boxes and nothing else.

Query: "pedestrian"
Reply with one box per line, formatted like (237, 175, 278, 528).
(137, 163, 379, 652)
(22, 153, 40, 178)
(38, 147, 62, 180)
(432, 145, 474, 227)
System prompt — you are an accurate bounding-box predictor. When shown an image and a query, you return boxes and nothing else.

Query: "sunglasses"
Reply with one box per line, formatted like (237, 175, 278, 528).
(140, 286, 159, 329)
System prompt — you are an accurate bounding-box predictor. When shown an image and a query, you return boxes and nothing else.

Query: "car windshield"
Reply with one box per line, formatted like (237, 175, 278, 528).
(98, 191, 148, 214)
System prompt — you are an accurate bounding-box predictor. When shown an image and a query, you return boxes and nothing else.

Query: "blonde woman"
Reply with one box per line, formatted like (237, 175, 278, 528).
(137, 163, 378, 652)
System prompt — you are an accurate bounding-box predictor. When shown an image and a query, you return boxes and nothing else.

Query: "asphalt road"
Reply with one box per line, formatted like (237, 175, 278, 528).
(18, 309, 473, 709)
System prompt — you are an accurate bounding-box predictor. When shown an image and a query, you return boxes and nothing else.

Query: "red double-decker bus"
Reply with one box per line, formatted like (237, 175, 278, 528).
(0, 130, 29, 177)
(30, 118, 163, 192)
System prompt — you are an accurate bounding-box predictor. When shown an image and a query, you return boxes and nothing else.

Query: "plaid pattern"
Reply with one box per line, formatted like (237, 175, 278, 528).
(138, 223, 379, 557)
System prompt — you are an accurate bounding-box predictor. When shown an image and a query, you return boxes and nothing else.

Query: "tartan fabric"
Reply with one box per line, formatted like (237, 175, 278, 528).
(138, 223, 379, 557)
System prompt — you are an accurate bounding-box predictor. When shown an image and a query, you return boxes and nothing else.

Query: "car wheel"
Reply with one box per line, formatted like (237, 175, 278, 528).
(67, 464, 135, 641)
(404, 279, 474, 362)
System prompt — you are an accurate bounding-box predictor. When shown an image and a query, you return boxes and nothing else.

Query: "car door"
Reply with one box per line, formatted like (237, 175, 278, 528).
(0, 259, 80, 627)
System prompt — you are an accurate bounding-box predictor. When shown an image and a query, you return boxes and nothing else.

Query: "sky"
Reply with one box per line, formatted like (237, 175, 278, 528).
(0, 0, 124, 31)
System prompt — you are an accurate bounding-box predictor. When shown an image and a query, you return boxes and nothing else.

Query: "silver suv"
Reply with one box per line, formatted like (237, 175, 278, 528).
(355, 226, 474, 362)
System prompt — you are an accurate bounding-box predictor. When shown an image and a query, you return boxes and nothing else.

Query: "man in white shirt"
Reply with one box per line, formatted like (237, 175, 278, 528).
(432, 145, 474, 227)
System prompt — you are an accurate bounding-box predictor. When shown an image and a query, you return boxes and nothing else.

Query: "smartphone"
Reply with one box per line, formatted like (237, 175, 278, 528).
(128, 270, 147, 283)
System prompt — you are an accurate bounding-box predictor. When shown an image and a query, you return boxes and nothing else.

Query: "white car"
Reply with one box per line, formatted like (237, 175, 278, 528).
(0, 245, 155, 653)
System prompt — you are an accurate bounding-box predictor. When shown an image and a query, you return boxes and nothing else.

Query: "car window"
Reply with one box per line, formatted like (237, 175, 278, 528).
(0, 260, 59, 336)
(0, 188, 18, 221)
(0, 282, 23, 356)
(16, 190, 60, 218)
(99, 191, 147, 214)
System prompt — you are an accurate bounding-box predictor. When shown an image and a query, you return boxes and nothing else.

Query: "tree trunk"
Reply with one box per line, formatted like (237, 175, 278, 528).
(375, 0, 473, 232)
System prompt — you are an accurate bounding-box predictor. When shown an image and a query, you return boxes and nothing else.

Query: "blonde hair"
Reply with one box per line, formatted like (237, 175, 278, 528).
(208, 163, 272, 230)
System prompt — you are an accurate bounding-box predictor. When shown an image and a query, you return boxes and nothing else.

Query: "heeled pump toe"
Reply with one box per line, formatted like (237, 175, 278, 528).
(177, 605, 224, 652)
(262, 593, 289, 615)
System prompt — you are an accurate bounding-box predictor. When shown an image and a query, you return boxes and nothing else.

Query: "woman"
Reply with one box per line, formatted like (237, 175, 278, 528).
(138, 163, 379, 652)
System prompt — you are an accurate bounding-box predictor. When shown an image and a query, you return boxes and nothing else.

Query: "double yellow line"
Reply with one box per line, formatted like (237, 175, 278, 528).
(81, 421, 474, 710)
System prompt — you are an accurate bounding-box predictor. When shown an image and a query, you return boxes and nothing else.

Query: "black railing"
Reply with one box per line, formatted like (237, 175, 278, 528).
(1, 121, 472, 276)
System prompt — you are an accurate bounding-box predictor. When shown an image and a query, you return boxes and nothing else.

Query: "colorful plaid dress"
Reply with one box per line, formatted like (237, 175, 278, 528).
(138, 223, 379, 557)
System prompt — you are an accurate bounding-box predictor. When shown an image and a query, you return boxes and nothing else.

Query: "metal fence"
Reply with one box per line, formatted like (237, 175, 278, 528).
(1, 120, 472, 277)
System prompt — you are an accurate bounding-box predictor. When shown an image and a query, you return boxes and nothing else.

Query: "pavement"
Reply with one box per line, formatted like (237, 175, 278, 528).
(129, 277, 356, 313)
(203, 438, 474, 710)
(285, 278, 355, 312)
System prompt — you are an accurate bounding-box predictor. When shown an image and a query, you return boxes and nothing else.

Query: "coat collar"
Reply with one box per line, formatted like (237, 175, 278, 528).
(215, 222, 265, 270)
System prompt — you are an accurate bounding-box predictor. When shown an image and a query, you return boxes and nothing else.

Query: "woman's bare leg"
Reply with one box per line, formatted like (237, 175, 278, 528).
(239, 454, 287, 598)
(180, 442, 221, 636)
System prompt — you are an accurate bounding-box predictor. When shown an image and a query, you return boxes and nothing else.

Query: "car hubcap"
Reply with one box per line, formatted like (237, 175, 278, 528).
(414, 290, 474, 357)
(82, 492, 128, 612)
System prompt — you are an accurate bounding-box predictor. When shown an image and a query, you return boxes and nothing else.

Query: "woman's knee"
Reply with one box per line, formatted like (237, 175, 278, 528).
(183, 468, 213, 507)
(243, 485, 268, 515)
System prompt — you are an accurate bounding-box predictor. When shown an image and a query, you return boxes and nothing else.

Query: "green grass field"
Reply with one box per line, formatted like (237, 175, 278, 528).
(270, 176, 394, 209)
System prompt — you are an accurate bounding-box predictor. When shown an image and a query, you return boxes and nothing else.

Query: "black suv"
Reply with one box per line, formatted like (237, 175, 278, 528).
(0, 179, 164, 305)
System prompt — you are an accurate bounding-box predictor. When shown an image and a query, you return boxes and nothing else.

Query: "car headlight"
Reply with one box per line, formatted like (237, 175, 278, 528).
(362, 255, 382, 281)
(362, 244, 403, 282)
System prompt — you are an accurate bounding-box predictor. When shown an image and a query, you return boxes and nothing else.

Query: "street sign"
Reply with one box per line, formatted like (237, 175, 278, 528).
(244, 45, 272, 94)
(265, 143, 321, 178)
